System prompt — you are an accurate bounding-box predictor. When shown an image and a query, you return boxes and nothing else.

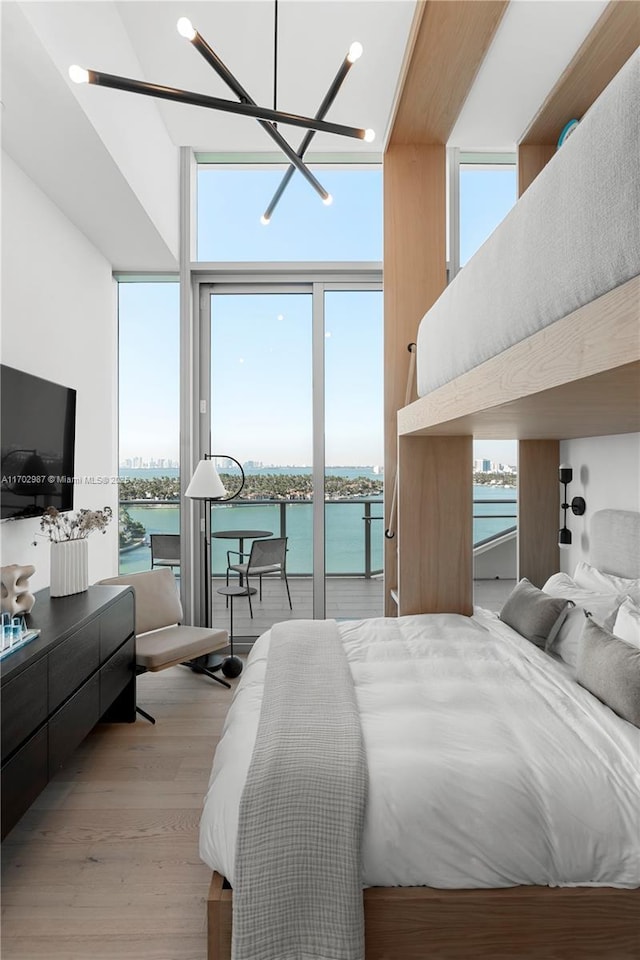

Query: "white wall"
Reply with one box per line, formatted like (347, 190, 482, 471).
(558, 433, 640, 573)
(1, 152, 119, 591)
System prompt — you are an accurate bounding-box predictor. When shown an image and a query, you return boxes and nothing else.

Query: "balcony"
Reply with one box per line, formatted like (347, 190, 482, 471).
(119, 494, 517, 637)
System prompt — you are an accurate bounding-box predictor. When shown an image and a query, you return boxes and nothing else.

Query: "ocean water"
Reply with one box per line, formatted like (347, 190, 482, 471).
(119, 470, 515, 576)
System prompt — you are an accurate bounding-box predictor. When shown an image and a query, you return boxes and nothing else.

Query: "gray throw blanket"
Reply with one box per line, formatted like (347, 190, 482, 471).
(232, 619, 368, 960)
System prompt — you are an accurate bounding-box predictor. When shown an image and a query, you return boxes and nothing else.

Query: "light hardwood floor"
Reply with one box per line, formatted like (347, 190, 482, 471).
(1, 666, 235, 960)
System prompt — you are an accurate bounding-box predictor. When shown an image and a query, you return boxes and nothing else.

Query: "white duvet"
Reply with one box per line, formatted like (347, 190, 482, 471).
(200, 610, 640, 889)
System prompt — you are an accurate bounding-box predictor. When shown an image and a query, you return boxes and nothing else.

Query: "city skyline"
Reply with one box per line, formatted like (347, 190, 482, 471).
(120, 454, 517, 471)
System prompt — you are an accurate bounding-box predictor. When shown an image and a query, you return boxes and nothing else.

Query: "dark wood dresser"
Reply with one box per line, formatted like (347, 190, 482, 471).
(1, 584, 136, 839)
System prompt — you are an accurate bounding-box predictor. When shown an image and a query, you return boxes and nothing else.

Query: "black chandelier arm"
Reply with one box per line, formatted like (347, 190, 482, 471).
(192, 32, 254, 105)
(262, 53, 356, 222)
(262, 165, 296, 223)
(314, 56, 355, 127)
(188, 32, 330, 202)
(85, 69, 369, 140)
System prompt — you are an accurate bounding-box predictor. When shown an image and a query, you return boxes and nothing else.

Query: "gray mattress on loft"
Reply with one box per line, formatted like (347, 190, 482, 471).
(416, 48, 640, 398)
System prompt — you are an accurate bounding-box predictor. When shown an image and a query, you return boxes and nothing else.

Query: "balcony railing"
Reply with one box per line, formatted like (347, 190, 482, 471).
(119, 497, 384, 578)
(473, 498, 517, 547)
(119, 495, 517, 577)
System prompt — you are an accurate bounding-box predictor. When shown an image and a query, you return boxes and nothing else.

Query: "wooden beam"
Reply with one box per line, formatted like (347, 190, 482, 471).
(520, 1, 640, 147)
(398, 276, 640, 441)
(397, 435, 473, 616)
(389, 0, 508, 145)
(397, 362, 640, 442)
(384, 144, 446, 613)
(518, 440, 559, 587)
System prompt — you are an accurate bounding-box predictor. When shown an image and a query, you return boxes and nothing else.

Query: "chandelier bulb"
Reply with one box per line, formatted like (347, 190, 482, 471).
(363, 128, 375, 143)
(260, 214, 271, 226)
(323, 194, 333, 206)
(177, 17, 197, 41)
(69, 65, 90, 84)
(347, 42, 363, 64)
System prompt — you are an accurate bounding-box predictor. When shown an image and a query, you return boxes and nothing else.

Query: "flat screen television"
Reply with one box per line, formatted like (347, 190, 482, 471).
(1, 365, 77, 521)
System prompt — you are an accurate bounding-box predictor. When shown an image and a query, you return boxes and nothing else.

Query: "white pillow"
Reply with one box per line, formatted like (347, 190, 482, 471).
(573, 561, 640, 605)
(542, 573, 624, 670)
(613, 597, 640, 649)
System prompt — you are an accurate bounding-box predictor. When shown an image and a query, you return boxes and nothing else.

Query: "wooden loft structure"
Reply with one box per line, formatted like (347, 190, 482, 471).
(383, 0, 640, 618)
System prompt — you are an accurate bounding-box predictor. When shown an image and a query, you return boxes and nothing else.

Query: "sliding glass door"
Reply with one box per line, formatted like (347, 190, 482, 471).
(324, 290, 384, 619)
(209, 289, 313, 637)
(203, 278, 382, 639)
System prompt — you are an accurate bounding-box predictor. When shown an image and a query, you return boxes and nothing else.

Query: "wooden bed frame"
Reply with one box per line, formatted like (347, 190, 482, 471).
(207, 872, 640, 959)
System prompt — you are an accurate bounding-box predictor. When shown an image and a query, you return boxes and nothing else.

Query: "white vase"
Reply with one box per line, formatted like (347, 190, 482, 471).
(50, 539, 89, 597)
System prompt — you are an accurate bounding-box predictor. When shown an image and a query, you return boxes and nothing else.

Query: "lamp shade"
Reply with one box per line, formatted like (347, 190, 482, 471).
(185, 459, 227, 500)
(559, 464, 573, 485)
(558, 527, 572, 548)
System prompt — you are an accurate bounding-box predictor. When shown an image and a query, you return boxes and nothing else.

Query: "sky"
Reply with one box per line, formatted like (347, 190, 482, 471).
(119, 164, 518, 468)
(211, 289, 383, 465)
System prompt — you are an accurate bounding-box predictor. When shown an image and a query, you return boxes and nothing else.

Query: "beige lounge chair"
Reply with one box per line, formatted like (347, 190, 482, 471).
(98, 568, 230, 724)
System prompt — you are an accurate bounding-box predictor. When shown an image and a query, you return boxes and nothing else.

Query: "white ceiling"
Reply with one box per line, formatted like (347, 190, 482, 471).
(450, 0, 608, 151)
(0, 0, 613, 270)
(114, 0, 416, 153)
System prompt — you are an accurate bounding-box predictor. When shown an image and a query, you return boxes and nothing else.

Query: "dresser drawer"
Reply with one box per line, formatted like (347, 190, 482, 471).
(1, 726, 48, 839)
(48, 673, 100, 776)
(100, 591, 135, 661)
(1, 658, 48, 762)
(100, 634, 135, 715)
(48, 619, 100, 713)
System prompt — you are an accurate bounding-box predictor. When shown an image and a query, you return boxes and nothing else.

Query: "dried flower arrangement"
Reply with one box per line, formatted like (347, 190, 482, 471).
(35, 506, 113, 543)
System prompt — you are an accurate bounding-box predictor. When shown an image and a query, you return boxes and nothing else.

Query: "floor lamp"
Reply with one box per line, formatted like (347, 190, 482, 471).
(186, 454, 245, 677)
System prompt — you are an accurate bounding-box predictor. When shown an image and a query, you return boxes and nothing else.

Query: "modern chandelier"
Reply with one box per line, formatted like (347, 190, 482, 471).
(69, 3, 373, 223)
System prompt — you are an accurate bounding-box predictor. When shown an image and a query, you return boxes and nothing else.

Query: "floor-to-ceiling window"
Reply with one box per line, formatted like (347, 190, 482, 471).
(201, 277, 382, 638)
(195, 161, 383, 636)
(117, 280, 180, 575)
(210, 289, 314, 627)
(324, 289, 383, 619)
(117, 163, 383, 634)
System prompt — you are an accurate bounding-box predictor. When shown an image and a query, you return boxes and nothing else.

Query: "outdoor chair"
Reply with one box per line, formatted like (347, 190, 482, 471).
(225, 536, 292, 617)
(98, 568, 230, 723)
(150, 533, 180, 573)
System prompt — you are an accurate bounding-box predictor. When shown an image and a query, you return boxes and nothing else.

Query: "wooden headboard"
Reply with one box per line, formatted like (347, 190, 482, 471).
(591, 510, 640, 579)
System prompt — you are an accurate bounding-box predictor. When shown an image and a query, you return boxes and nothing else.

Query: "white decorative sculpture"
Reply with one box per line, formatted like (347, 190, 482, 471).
(1, 564, 36, 615)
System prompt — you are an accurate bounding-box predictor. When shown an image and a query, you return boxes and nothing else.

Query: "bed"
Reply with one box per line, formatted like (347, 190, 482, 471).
(414, 47, 640, 403)
(201, 510, 640, 960)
